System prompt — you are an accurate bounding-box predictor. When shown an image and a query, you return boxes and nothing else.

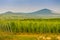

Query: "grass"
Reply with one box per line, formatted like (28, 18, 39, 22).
(0, 35, 37, 40)
(0, 18, 60, 40)
(0, 34, 60, 40)
(0, 18, 60, 34)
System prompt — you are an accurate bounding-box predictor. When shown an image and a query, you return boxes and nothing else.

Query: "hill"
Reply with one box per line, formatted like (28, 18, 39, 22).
(0, 9, 60, 19)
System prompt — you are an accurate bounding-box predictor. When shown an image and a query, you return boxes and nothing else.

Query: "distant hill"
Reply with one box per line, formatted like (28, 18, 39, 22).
(0, 8, 60, 19)
(5, 11, 13, 13)
(32, 9, 52, 14)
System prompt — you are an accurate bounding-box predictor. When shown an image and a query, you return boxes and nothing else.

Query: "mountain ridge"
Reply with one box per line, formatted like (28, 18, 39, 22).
(1, 8, 59, 14)
(0, 8, 60, 19)
(31, 9, 53, 14)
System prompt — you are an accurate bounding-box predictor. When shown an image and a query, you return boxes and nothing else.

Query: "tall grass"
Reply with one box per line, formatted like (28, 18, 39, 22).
(0, 19, 60, 34)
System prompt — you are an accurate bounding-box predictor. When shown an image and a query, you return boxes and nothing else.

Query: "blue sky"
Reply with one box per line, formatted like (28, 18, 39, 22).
(0, 0, 60, 13)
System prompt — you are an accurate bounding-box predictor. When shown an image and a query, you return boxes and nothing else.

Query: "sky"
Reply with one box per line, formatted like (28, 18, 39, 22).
(0, 0, 60, 13)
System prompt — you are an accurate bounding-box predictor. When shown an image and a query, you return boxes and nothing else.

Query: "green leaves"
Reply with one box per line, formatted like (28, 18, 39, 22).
(0, 19, 60, 34)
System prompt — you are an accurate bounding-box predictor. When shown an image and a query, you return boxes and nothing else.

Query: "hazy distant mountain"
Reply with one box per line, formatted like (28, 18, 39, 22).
(32, 9, 52, 14)
(0, 8, 60, 19)
(5, 11, 13, 13)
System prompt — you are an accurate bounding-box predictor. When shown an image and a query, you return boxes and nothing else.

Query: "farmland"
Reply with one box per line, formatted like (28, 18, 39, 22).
(0, 18, 60, 40)
(0, 18, 60, 34)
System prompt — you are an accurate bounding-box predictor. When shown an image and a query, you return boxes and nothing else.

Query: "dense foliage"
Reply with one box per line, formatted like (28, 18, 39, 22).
(0, 19, 60, 34)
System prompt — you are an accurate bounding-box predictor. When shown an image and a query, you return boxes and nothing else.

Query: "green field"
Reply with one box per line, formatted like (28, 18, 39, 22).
(0, 18, 60, 34)
(0, 18, 60, 40)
